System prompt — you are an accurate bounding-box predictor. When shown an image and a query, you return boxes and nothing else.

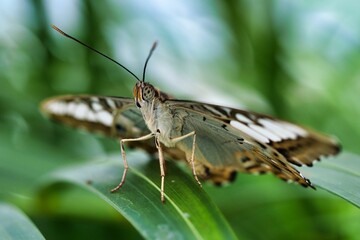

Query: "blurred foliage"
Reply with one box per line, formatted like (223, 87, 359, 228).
(0, 0, 359, 239)
(0, 203, 45, 239)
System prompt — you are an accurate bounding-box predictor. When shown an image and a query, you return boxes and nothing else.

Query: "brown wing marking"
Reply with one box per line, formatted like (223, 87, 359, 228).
(269, 132, 341, 167)
(193, 150, 314, 188)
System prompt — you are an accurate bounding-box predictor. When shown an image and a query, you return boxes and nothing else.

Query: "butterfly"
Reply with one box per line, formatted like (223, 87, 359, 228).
(41, 26, 341, 202)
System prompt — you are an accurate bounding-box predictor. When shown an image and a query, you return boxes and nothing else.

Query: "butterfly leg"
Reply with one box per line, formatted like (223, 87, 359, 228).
(111, 133, 155, 193)
(170, 131, 202, 188)
(155, 137, 166, 203)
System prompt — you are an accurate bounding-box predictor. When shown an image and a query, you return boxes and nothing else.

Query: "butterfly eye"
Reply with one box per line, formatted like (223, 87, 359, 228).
(142, 85, 155, 101)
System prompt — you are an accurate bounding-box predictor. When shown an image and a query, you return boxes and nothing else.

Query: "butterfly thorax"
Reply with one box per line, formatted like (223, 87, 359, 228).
(134, 82, 179, 147)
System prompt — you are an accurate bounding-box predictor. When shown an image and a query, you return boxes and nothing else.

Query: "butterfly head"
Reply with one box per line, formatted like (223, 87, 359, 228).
(133, 81, 158, 108)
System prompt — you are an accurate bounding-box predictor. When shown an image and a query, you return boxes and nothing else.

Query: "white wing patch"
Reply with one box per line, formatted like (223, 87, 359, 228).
(96, 110, 113, 126)
(258, 119, 297, 140)
(86, 110, 97, 122)
(235, 113, 253, 124)
(231, 114, 309, 144)
(249, 124, 282, 142)
(230, 120, 270, 143)
(203, 105, 225, 116)
(106, 98, 117, 109)
(44, 98, 115, 126)
(46, 101, 67, 115)
(73, 103, 89, 120)
(281, 122, 308, 137)
(91, 101, 103, 111)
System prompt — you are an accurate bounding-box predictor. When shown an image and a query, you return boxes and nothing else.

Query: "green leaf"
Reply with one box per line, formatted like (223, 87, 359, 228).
(0, 203, 45, 240)
(301, 152, 360, 207)
(38, 152, 238, 240)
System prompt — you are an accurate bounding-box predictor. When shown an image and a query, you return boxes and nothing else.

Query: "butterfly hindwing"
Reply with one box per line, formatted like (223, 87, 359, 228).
(170, 105, 313, 187)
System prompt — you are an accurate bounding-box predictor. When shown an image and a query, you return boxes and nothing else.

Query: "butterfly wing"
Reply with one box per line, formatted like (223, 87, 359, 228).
(167, 100, 340, 186)
(41, 95, 159, 152)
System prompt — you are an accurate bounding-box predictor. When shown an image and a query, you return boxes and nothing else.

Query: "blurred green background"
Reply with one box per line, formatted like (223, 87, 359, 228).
(0, 0, 359, 239)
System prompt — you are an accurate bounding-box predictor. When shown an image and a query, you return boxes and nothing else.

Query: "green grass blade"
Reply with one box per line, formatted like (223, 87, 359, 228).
(0, 203, 45, 240)
(38, 152, 238, 240)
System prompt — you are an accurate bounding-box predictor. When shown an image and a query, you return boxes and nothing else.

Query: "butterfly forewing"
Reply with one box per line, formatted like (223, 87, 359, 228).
(167, 100, 340, 185)
(42, 96, 155, 150)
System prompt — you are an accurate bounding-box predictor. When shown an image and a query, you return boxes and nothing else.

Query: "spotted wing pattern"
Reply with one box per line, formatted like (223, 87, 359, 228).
(167, 100, 340, 186)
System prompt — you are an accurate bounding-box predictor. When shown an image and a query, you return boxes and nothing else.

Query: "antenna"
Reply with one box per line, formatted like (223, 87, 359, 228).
(51, 25, 140, 82)
(142, 41, 157, 82)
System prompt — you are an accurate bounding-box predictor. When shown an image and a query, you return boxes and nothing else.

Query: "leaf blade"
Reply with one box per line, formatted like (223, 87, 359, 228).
(39, 152, 238, 240)
(0, 203, 45, 240)
(301, 152, 360, 207)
